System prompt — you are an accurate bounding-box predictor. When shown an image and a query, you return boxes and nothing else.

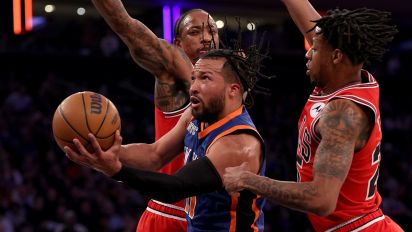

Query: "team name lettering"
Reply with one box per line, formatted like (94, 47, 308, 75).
(90, 93, 102, 114)
(187, 122, 198, 135)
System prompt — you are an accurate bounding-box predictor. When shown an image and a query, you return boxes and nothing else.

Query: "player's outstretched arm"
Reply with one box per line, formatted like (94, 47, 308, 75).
(109, 130, 263, 203)
(92, 0, 192, 78)
(64, 109, 191, 175)
(224, 99, 370, 216)
(281, 0, 321, 45)
(118, 108, 192, 171)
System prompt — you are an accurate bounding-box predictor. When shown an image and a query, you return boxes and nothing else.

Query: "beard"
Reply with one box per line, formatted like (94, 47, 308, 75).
(191, 93, 225, 123)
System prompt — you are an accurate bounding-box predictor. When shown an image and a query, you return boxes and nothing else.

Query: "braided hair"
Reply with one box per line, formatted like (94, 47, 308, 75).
(200, 46, 272, 108)
(310, 8, 398, 65)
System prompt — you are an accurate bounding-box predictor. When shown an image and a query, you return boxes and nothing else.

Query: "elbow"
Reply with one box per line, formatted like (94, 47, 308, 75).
(310, 196, 338, 217)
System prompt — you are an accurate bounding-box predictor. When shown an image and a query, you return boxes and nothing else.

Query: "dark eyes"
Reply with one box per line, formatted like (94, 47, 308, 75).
(189, 30, 200, 35)
(188, 30, 217, 36)
(191, 75, 210, 81)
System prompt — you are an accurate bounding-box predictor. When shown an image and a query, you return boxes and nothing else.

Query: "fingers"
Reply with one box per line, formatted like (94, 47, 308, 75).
(64, 145, 89, 166)
(88, 133, 103, 155)
(111, 130, 123, 151)
(239, 162, 250, 170)
(73, 138, 95, 160)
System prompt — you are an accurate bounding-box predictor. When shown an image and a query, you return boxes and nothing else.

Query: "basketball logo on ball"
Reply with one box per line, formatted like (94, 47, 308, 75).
(52, 91, 121, 153)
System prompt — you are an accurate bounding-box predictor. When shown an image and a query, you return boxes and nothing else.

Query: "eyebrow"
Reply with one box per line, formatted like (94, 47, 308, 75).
(188, 25, 217, 30)
(193, 69, 216, 77)
(196, 70, 213, 75)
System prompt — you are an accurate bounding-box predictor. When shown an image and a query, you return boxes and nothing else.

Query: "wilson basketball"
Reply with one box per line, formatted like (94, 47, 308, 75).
(52, 91, 121, 153)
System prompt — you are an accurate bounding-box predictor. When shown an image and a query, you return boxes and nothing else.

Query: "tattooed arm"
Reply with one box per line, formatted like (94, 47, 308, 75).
(224, 99, 372, 216)
(92, 0, 192, 110)
(281, 0, 321, 45)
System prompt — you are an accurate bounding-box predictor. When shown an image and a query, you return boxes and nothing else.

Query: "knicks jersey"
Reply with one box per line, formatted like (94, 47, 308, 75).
(184, 106, 265, 232)
(296, 70, 383, 231)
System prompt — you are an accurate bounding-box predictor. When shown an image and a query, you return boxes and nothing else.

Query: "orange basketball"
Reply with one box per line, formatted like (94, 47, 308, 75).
(52, 91, 121, 153)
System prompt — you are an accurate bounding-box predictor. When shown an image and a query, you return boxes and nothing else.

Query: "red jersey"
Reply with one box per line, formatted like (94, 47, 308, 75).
(296, 71, 383, 231)
(135, 105, 191, 232)
(154, 104, 191, 202)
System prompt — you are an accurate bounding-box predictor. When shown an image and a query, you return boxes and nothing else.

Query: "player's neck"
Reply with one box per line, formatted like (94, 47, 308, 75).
(203, 103, 242, 128)
(320, 68, 362, 95)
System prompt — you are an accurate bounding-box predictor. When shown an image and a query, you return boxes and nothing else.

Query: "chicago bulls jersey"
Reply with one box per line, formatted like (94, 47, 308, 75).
(296, 70, 383, 231)
(155, 104, 191, 175)
(135, 104, 191, 232)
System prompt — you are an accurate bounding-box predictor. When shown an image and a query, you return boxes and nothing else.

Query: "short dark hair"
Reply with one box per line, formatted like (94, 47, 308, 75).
(310, 8, 398, 65)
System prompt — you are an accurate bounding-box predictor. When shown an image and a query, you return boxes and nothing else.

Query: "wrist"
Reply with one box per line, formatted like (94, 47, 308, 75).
(240, 171, 253, 190)
(107, 161, 122, 177)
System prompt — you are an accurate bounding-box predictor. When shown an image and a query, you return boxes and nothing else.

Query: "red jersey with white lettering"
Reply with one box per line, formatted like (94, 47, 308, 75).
(296, 70, 386, 231)
(135, 104, 190, 232)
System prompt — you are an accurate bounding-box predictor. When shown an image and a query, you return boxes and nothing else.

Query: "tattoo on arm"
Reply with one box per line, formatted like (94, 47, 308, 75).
(92, 0, 182, 74)
(243, 175, 318, 213)
(314, 100, 369, 181)
(155, 81, 190, 111)
(238, 100, 371, 214)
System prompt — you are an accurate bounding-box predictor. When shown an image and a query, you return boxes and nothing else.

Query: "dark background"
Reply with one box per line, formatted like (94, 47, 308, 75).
(0, 0, 411, 231)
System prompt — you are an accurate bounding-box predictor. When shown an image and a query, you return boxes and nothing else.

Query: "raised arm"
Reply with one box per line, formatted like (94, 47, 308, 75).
(92, 0, 192, 78)
(281, 0, 321, 45)
(224, 99, 371, 216)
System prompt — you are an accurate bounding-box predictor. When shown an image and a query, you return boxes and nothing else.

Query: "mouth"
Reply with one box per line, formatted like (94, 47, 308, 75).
(190, 96, 201, 108)
(306, 62, 310, 76)
(199, 46, 212, 55)
(199, 49, 210, 55)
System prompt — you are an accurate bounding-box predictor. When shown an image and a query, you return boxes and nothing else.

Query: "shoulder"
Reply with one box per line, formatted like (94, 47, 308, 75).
(210, 132, 262, 155)
(317, 98, 371, 140)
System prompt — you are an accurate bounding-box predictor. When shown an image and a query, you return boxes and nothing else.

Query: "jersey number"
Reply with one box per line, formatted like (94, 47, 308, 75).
(366, 144, 381, 200)
(296, 117, 311, 169)
(185, 196, 196, 219)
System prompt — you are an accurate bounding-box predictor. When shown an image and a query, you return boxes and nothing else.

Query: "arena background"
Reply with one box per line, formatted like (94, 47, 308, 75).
(0, 0, 411, 231)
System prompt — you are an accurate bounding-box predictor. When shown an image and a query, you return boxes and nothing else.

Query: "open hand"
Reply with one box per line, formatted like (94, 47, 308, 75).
(64, 130, 123, 176)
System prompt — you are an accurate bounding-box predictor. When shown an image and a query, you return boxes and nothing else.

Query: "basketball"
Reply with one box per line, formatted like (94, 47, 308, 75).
(52, 91, 121, 153)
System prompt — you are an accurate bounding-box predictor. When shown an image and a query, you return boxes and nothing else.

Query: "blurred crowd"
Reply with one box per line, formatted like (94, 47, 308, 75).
(1, 16, 412, 231)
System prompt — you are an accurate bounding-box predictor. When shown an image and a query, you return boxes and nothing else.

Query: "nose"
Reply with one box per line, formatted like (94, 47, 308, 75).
(201, 29, 213, 43)
(190, 78, 199, 95)
(305, 48, 312, 60)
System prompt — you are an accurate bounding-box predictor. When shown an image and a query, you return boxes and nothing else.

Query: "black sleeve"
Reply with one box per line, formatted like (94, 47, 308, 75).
(111, 156, 222, 203)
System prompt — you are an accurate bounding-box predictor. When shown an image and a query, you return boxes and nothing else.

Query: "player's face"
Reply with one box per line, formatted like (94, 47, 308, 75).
(175, 11, 219, 64)
(305, 34, 334, 88)
(189, 58, 227, 122)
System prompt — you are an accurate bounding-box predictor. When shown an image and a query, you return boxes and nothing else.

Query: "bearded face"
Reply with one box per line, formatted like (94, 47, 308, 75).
(191, 90, 225, 122)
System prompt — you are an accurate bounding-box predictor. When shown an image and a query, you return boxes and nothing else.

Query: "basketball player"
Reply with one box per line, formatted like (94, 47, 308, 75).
(223, 1, 403, 231)
(65, 49, 266, 231)
(89, 0, 218, 230)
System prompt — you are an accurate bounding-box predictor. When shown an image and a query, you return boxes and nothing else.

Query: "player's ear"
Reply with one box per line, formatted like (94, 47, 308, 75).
(174, 37, 182, 48)
(332, 48, 344, 64)
(229, 83, 241, 97)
